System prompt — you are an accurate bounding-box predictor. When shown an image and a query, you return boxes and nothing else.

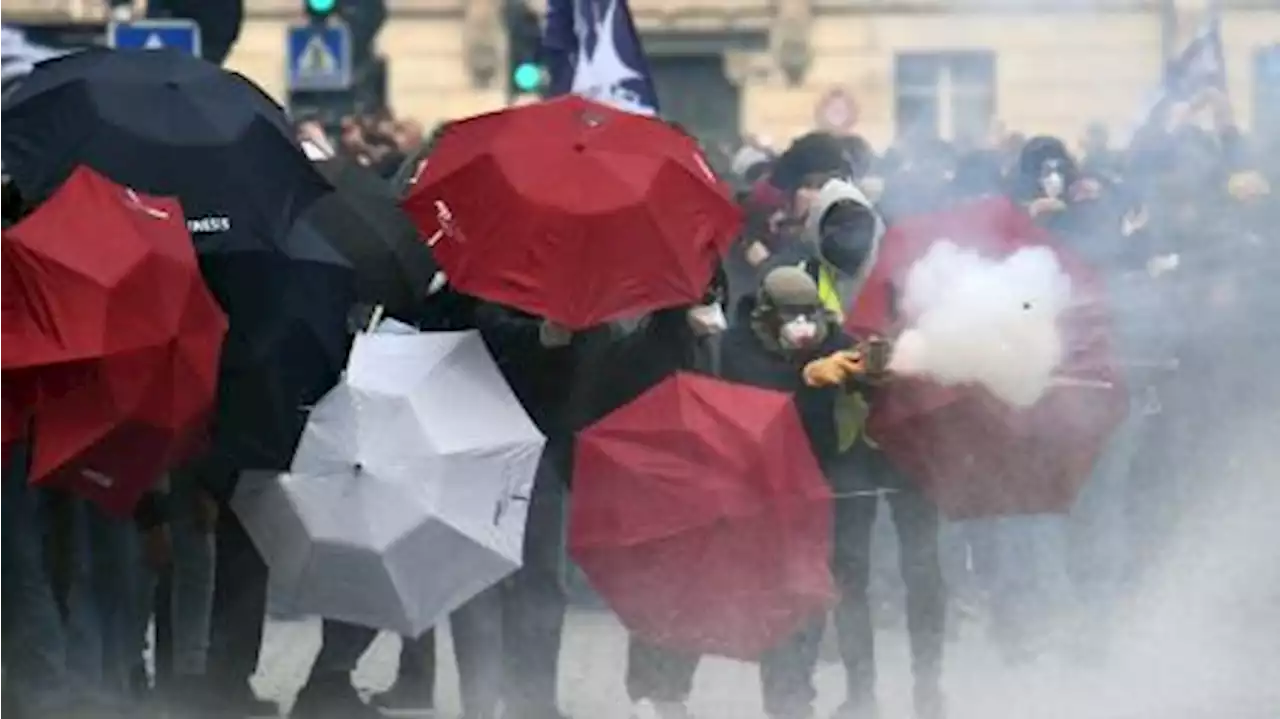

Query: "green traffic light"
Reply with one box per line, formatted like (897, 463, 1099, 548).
(513, 62, 542, 92)
(307, 0, 337, 15)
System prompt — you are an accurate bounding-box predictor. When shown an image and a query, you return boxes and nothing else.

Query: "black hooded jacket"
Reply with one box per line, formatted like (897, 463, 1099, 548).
(572, 307, 715, 431)
(471, 302, 584, 445)
(719, 297, 854, 469)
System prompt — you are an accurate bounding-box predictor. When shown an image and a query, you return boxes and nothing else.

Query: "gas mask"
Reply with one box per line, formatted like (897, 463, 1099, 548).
(1040, 159, 1065, 199)
(778, 312, 823, 349)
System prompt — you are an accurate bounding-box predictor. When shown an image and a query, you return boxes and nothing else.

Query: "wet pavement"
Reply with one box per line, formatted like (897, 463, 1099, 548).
(250, 609, 1280, 719)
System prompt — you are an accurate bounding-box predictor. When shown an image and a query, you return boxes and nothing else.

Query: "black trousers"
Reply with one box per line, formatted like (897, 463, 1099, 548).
(830, 446, 945, 708)
(309, 580, 505, 717)
(207, 509, 268, 695)
(500, 450, 569, 715)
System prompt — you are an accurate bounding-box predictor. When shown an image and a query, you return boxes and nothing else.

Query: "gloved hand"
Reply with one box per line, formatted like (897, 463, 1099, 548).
(802, 350, 866, 388)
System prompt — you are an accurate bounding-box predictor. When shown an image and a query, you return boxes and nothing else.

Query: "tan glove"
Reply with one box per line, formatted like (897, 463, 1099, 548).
(802, 350, 866, 388)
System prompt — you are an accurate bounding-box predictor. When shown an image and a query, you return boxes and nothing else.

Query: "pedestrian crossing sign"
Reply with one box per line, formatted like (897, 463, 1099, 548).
(286, 21, 352, 92)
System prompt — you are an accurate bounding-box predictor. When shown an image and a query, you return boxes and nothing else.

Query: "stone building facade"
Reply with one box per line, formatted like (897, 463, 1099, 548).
(5, 0, 1278, 149)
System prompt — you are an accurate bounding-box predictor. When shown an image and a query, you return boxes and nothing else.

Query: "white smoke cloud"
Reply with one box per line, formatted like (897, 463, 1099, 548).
(888, 240, 1074, 407)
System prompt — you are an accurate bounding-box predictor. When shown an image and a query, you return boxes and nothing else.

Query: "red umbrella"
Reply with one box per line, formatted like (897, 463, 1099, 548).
(401, 95, 742, 330)
(2, 166, 228, 515)
(845, 197, 1128, 518)
(570, 373, 834, 659)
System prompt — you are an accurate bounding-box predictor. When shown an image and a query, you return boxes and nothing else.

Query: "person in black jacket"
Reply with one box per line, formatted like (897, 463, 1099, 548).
(574, 265, 728, 430)
(471, 301, 606, 719)
(568, 272, 727, 719)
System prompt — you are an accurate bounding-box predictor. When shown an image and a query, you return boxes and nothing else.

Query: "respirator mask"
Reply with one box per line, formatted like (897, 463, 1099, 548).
(777, 308, 824, 350)
(1040, 159, 1066, 199)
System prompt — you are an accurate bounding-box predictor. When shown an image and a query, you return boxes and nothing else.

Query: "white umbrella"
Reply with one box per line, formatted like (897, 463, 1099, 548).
(233, 329, 546, 636)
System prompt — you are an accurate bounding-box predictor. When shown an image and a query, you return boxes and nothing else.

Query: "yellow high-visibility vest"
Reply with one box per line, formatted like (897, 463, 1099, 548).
(812, 262, 872, 451)
(816, 263, 845, 322)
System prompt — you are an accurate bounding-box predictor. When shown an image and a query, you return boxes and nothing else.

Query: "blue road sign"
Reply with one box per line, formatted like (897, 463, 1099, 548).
(108, 19, 201, 57)
(286, 21, 352, 92)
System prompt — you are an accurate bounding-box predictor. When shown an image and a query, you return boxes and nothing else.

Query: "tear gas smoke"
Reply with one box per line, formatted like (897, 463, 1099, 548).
(888, 240, 1074, 406)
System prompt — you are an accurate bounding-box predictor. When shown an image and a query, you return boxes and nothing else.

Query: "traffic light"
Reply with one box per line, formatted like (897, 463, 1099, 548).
(513, 62, 542, 93)
(305, 0, 338, 23)
(505, 0, 544, 101)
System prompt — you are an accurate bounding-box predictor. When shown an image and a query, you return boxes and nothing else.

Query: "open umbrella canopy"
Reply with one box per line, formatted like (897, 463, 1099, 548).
(1, 47, 329, 260)
(1, 166, 228, 514)
(306, 157, 439, 320)
(845, 197, 1128, 518)
(233, 329, 545, 636)
(571, 373, 835, 659)
(401, 95, 742, 330)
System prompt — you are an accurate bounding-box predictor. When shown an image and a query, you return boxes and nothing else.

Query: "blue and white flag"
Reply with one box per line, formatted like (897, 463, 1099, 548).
(2, 24, 73, 86)
(1129, 19, 1227, 138)
(542, 0, 660, 116)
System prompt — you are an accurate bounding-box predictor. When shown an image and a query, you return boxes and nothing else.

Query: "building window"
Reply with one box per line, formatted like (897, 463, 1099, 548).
(1255, 44, 1280, 133)
(894, 51, 996, 145)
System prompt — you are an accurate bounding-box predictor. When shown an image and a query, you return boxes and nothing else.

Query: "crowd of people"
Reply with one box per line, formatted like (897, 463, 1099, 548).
(5, 73, 1279, 719)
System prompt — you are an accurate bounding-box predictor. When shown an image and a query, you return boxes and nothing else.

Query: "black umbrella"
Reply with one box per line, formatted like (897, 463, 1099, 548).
(199, 222, 356, 471)
(1, 47, 329, 258)
(307, 157, 439, 319)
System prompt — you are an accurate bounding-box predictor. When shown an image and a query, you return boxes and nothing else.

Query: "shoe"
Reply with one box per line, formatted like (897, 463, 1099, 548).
(369, 681, 434, 717)
(291, 676, 378, 719)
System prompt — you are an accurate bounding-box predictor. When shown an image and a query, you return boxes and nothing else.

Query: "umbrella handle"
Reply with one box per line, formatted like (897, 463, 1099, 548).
(364, 305, 385, 333)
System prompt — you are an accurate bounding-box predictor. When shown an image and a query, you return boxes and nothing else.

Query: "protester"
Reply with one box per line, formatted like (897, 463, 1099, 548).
(471, 301, 586, 719)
